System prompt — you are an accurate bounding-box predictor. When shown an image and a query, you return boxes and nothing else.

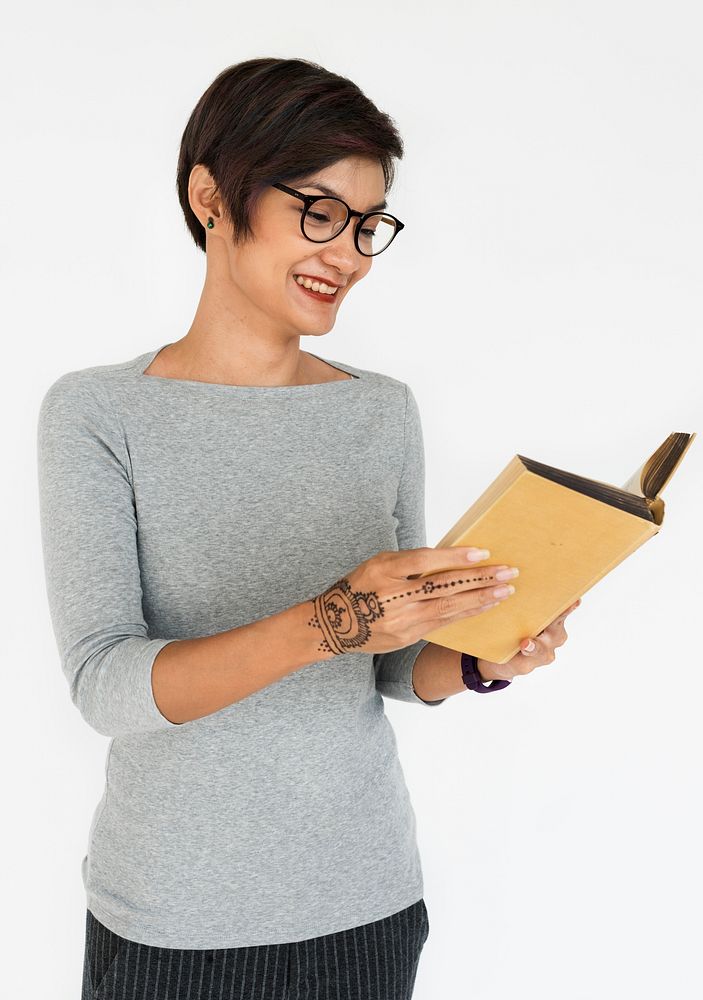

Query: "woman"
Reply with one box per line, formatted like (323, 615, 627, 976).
(37, 57, 579, 1000)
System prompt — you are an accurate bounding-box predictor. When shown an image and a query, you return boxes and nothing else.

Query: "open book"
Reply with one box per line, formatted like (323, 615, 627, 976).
(419, 432, 696, 664)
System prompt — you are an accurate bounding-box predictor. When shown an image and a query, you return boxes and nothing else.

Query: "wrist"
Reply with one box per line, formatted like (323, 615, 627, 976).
(285, 599, 340, 666)
(476, 658, 491, 683)
(476, 657, 499, 682)
(461, 652, 512, 693)
(477, 657, 516, 682)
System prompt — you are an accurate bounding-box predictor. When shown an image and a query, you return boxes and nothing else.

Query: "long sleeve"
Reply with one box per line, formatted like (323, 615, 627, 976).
(36, 372, 180, 737)
(373, 383, 447, 707)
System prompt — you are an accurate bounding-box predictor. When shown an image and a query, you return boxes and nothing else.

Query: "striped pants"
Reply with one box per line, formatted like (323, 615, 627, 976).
(82, 899, 430, 999)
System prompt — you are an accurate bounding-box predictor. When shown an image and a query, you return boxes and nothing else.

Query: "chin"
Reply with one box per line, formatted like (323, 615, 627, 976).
(295, 318, 337, 337)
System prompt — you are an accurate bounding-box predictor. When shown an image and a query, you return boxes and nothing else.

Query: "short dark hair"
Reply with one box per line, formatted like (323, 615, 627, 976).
(176, 57, 404, 253)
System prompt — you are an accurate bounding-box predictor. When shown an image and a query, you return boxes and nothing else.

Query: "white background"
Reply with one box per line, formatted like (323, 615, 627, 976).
(2, 2, 702, 998)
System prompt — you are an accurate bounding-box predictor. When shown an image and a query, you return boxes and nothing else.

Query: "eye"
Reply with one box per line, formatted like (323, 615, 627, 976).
(307, 210, 331, 224)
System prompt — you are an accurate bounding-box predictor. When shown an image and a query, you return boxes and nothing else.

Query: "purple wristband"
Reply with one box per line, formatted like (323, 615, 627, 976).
(461, 652, 512, 693)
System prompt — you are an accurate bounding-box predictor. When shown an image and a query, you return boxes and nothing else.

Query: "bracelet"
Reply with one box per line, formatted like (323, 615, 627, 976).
(461, 652, 512, 693)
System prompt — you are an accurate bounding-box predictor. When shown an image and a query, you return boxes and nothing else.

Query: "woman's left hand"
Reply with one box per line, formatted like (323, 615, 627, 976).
(476, 598, 582, 682)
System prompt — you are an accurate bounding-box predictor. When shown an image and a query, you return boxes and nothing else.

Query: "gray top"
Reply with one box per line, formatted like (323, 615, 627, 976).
(36, 343, 446, 949)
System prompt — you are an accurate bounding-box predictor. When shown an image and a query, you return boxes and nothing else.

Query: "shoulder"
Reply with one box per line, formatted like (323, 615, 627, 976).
(37, 355, 138, 437)
(39, 368, 108, 423)
(38, 345, 146, 405)
(334, 357, 413, 408)
(347, 363, 423, 442)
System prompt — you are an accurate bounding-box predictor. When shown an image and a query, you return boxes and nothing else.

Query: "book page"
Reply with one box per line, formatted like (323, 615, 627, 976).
(621, 459, 646, 496)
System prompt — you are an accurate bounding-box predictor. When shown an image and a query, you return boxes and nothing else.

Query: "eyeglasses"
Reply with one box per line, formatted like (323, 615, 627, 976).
(271, 182, 404, 257)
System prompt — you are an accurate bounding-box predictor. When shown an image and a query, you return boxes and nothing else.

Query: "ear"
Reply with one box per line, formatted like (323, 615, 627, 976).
(188, 163, 223, 228)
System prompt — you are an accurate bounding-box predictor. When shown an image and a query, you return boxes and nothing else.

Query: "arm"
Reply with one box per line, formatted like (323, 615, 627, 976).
(151, 601, 332, 725)
(380, 383, 511, 703)
(411, 645, 466, 701)
(372, 383, 448, 707)
(412, 646, 504, 702)
(36, 373, 335, 737)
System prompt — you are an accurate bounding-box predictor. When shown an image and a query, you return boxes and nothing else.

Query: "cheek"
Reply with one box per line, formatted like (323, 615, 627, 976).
(239, 249, 296, 297)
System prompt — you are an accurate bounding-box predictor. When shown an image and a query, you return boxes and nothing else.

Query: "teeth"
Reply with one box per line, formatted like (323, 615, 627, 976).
(295, 275, 338, 295)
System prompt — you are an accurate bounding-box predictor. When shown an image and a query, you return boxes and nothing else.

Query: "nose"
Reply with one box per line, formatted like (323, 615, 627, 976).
(318, 220, 367, 274)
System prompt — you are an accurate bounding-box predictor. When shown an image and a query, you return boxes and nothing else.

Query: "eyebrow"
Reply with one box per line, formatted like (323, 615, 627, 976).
(300, 180, 388, 213)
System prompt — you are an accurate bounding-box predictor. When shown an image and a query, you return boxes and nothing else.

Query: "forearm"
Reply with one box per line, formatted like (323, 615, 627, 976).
(152, 600, 334, 724)
(411, 642, 465, 701)
(411, 642, 500, 701)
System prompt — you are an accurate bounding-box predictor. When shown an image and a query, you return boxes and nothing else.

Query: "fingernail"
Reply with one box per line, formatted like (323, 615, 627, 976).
(467, 548, 490, 561)
(495, 567, 519, 581)
(522, 639, 536, 654)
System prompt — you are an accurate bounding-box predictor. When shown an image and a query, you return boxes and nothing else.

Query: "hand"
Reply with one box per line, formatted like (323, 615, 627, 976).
(476, 599, 582, 682)
(307, 546, 520, 658)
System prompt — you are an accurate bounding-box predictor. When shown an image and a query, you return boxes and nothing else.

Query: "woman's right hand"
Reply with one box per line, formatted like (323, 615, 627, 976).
(307, 547, 520, 657)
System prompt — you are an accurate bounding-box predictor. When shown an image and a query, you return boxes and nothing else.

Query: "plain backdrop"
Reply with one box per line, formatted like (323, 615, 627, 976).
(2, 2, 702, 998)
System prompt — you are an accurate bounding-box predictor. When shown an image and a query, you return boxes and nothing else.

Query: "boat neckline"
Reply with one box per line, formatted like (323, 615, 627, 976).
(137, 344, 362, 392)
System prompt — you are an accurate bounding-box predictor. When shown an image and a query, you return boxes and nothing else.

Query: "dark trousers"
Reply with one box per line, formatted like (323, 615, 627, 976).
(82, 899, 430, 999)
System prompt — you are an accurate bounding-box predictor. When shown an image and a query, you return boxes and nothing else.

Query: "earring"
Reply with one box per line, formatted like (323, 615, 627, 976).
(207, 217, 214, 229)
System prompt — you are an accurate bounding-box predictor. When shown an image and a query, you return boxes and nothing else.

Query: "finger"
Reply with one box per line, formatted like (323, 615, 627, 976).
(548, 601, 581, 628)
(546, 621, 568, 647)
(520, 634, 556, 659)
(520, 599, 581, 656)
(399, 545, 494, 581)
(390, 550, 519, 616)
(405, 563, 518, 605)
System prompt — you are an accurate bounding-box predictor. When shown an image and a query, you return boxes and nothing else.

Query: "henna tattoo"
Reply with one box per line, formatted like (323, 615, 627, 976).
(307, 573, 492, 655)
(307, 578, 383, 655)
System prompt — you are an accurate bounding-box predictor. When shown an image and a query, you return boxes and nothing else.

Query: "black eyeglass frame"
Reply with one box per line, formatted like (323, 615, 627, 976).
(271, 182, 405, 257)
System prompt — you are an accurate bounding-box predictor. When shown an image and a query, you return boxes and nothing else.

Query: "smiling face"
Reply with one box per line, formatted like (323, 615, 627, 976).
(189, 155, 389, 340)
